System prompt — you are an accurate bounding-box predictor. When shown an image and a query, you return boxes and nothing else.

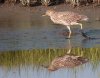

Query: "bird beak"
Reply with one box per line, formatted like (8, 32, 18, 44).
(42, 14, 47, 16)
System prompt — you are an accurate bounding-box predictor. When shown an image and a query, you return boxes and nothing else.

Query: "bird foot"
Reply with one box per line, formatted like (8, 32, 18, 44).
(81, 32, 94, 39)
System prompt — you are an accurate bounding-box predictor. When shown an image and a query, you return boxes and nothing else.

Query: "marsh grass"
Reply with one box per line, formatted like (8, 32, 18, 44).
(0, 0, 100, 6)
(0, 48, 100, 69)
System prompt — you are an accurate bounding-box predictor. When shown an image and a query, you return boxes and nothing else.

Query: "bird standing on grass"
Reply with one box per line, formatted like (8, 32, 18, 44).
(43, 10, 89, 39)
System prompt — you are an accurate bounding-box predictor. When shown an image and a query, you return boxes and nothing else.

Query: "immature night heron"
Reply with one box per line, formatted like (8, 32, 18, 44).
(43, 10, 89, 38)
(48, 54, 88, 71)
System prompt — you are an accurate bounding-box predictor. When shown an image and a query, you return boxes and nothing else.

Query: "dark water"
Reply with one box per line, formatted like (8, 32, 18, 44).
(0, 11, 100, 51)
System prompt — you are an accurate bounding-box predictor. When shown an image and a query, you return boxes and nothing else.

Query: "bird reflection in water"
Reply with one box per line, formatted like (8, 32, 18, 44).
(48, 40, 88, 71)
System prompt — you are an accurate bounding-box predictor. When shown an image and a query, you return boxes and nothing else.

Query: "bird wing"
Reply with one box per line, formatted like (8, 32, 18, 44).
(57, 12, 81, 22)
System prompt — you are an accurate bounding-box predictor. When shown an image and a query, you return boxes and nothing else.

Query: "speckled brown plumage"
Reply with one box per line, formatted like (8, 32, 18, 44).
(48, 55, 88, 71)
(44, 10, 88, 38)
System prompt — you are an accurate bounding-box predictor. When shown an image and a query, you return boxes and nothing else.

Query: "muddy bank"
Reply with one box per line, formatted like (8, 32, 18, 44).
(0, 4, 100, 22)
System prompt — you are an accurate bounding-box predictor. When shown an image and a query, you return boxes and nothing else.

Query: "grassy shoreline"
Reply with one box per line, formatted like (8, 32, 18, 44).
(0, 48, 100, 68)
(0, 0, 100, 7)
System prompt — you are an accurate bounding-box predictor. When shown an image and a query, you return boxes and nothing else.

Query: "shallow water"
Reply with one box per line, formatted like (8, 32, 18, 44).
(0, 64, 100, 78)
(0, 49, 100, 78)
(0, 6, 100, 78)
(0, 10, 100, 51)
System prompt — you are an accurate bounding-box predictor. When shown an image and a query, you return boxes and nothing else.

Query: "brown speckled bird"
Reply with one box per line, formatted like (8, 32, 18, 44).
(43, 10, 89, 38)
(48, 54, 88, 71)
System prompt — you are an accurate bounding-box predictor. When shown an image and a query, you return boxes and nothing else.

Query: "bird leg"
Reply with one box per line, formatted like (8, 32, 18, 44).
(72, 22, 83, 30)
(79, 23, 83, 30)
(67, 26, 71, 39)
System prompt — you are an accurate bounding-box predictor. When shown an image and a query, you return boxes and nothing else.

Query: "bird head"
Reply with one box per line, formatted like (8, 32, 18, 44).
(42, 9, 55, 16)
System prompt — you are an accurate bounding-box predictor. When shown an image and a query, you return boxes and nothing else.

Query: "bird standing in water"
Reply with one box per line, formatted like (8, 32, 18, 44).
(43, 10, 89, 39)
